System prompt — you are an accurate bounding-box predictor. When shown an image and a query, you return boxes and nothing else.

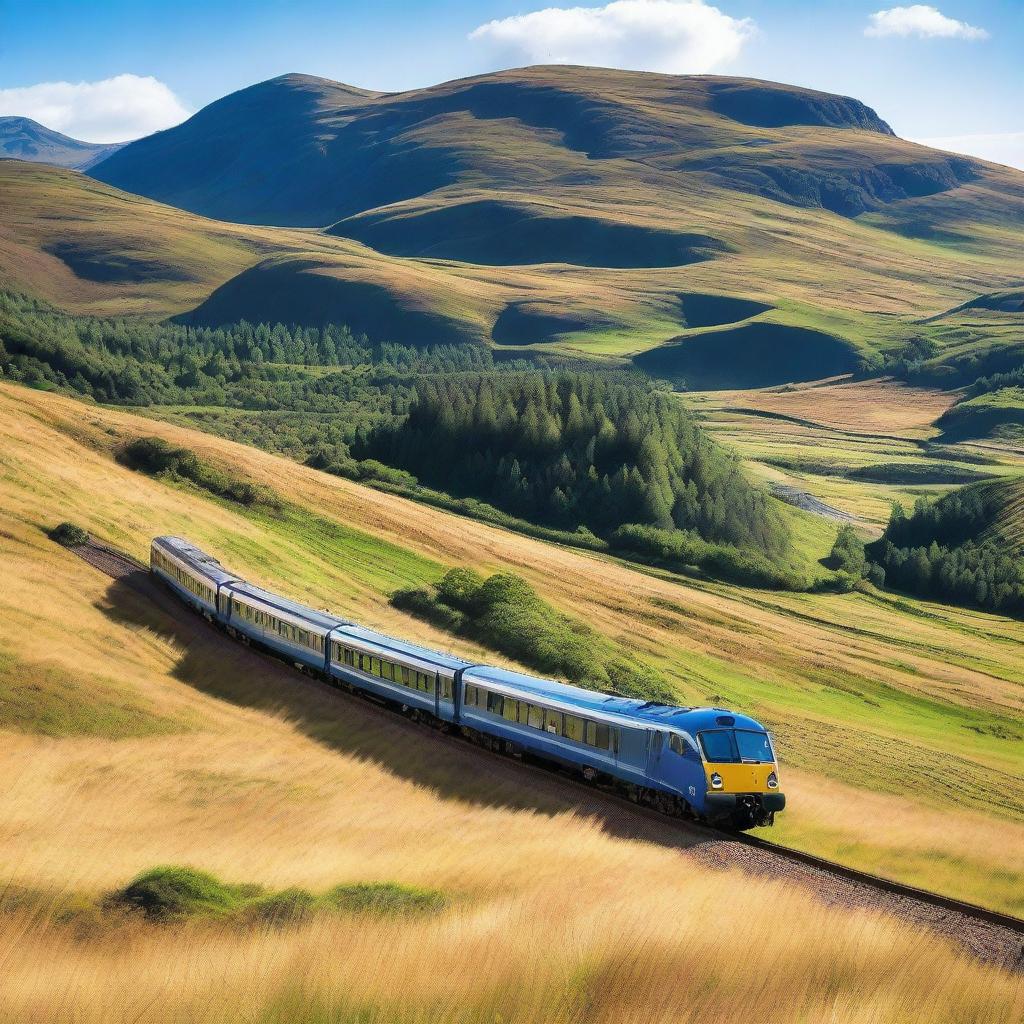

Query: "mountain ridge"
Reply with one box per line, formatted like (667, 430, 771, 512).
(0, 116, 123, 170)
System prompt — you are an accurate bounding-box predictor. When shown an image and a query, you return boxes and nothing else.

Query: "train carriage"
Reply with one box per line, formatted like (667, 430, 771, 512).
(328, 624, 471, 721)
(150, 536, 234, 618)
(220, 580, 347, 672)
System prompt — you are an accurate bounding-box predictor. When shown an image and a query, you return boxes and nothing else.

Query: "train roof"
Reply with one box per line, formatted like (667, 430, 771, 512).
(461, 665, 767, 734)
(228, 580, 351, 633)
(335, 623, 474, 674)
(153, 535, 239, 587)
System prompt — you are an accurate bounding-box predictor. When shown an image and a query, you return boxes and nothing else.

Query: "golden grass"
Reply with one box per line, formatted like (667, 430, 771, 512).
(690, 377, 959, 438)
(3, 879, 1023, 1024)
(1, 382, 1023, 1020)
(1, 382, 1023, 914)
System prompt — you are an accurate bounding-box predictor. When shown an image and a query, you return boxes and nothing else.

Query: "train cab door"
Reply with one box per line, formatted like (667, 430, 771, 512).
(647, 730, 666, 782)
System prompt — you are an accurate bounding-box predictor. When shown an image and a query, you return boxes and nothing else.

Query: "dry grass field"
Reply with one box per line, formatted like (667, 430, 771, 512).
(1, 382, 1023, 1022)
(687, 377, 1024, 527)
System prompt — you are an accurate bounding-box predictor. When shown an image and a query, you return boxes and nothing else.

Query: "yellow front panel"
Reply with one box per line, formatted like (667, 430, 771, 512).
(705, 762, 776, 794)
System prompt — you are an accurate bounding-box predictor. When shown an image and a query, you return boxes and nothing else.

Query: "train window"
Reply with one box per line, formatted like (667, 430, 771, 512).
(487, 691, 504, 716)
(345, 648, 354, 666)
(381, 661, 393, 681)
(442, 678, 453, 701)
(544, 710, 563, 735)
(669, 734, 688, 756)
(400, 666, 410, 686)
(502, 699, 518, 722)
(464, 684, 478, 708)
(425, 674, 435, 693)
(527, 704, 544, 729)
(595, 723, 612, 751)
(564, 715, 585, 743)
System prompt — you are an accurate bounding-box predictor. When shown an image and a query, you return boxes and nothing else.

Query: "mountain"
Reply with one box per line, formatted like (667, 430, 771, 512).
(0, 116, 123, 170)
(6, 66, 1024, 385)
(92, 66, 987, 230)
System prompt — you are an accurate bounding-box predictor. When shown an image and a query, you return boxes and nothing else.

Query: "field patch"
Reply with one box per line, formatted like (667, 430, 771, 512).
(635, 322, 859, 389)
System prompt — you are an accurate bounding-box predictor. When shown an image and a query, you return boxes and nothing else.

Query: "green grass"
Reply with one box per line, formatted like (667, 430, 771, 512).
(0, 647, 182, 739)
(938, 387, 1024, 442)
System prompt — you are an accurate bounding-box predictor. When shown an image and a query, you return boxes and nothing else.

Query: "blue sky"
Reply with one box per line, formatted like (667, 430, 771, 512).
(1, 1, 1021, 167)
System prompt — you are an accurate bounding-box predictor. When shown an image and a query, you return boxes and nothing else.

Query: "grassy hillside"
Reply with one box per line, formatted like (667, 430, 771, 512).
(2, 381, 1024, 919)
(1, 381, 1024, 1021)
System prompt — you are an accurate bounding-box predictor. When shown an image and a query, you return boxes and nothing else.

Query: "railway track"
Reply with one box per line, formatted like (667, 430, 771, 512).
(73, 538, 1024, 969)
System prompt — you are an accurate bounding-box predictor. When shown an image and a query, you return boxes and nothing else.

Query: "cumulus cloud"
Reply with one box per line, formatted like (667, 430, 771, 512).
(914, 131, 1024, 171)
(865, 5, 988, 41)
(0, 74, 190, 143)
(469, 0, 754, 75)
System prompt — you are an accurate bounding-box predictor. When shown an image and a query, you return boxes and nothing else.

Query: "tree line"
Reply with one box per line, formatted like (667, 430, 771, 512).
(864, 486, 1024, 615)
(357, 372, 790, 556)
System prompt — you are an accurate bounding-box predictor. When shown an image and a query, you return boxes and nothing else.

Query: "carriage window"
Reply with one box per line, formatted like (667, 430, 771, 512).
(487, 691, 504, 715)
(527, 704, 544, 729)
(544, 710, 563, 735)
(669, 734, 688, 756)
(442, 677, 453, 701)
(502, 699, 518, 722)
(594, 723, 612, 751)
(564, 715, 585, 743)
(464, 684, 478, 708)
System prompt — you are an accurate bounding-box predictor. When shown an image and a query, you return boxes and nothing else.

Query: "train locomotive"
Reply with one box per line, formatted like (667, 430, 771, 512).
(151, 536, 786, 830)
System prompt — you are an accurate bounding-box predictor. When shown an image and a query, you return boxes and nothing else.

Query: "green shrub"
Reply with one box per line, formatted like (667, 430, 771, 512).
(611, 523, 809, 591)
(112, 866, 248, 920)
(120, 436, 280, 510)
(326, 882, 445, 916)
(106, 867, 445, 926)
(244, 887, 319, 925)
(49, 521, 89, 547)
(393, 567, 673, 703)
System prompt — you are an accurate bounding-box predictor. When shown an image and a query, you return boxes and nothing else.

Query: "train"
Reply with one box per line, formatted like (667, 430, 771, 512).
(151, 536, 786, 830)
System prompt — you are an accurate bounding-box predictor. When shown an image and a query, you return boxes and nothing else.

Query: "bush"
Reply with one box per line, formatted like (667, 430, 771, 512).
(120, 436, 280, 510)
(106, 866, 445, 926)
(112, 866, 247, 920)
(326, 882, 445, 916)
(393, 567, 673, 702)
(611, 523, 809, 591)
(49, 521, 89, 547)
(828, 525, 867, 576)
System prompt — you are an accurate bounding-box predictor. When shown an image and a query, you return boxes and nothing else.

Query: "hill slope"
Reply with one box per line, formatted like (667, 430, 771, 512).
(2, 382, 1022, 1020)
(0, 116, 122, 169)
(1, 380, 1024, 919)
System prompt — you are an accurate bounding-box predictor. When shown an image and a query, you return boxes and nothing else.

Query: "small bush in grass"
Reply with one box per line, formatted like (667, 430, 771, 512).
(244, 887, 320, 925)
(49, 521, 89, 547)
(326, 882, 446, 916)
(112, 866, 249, 920)
(105, 867, 446, 926)
(393, 567, 674, 702)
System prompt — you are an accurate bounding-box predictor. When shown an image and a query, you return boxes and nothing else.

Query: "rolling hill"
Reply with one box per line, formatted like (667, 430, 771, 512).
(0, 116, 122, 170)
(1, 67, 1022, 381)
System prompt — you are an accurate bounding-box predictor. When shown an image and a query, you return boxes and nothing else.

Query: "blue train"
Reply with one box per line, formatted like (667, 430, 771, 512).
(151, 536, 786, 829)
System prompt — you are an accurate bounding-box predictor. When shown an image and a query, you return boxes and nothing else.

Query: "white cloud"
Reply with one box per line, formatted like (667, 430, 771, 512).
(0, 74, 190, 143)
(469, 0, 754, 75)
(865, 6, 988, 41)
(914, 131, 1024, 171)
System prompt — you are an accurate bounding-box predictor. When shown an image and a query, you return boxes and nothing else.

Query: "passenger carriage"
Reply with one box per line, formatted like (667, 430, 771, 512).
(149, 536, 785, 830)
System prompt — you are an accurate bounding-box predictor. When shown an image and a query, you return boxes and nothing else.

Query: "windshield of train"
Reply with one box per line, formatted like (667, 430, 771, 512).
(698, 729, 774, 763)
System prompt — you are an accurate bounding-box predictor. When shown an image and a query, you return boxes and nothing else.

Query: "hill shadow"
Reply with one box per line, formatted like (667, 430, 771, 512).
(94, 573, 717, 856)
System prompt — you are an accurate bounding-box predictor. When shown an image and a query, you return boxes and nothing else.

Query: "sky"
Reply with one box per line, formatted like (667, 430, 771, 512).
(0, 0, 1021, 168)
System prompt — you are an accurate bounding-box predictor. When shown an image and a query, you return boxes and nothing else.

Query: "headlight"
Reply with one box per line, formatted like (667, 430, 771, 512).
(710, 772, 723, 790)
(767, 771, 779, 790)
